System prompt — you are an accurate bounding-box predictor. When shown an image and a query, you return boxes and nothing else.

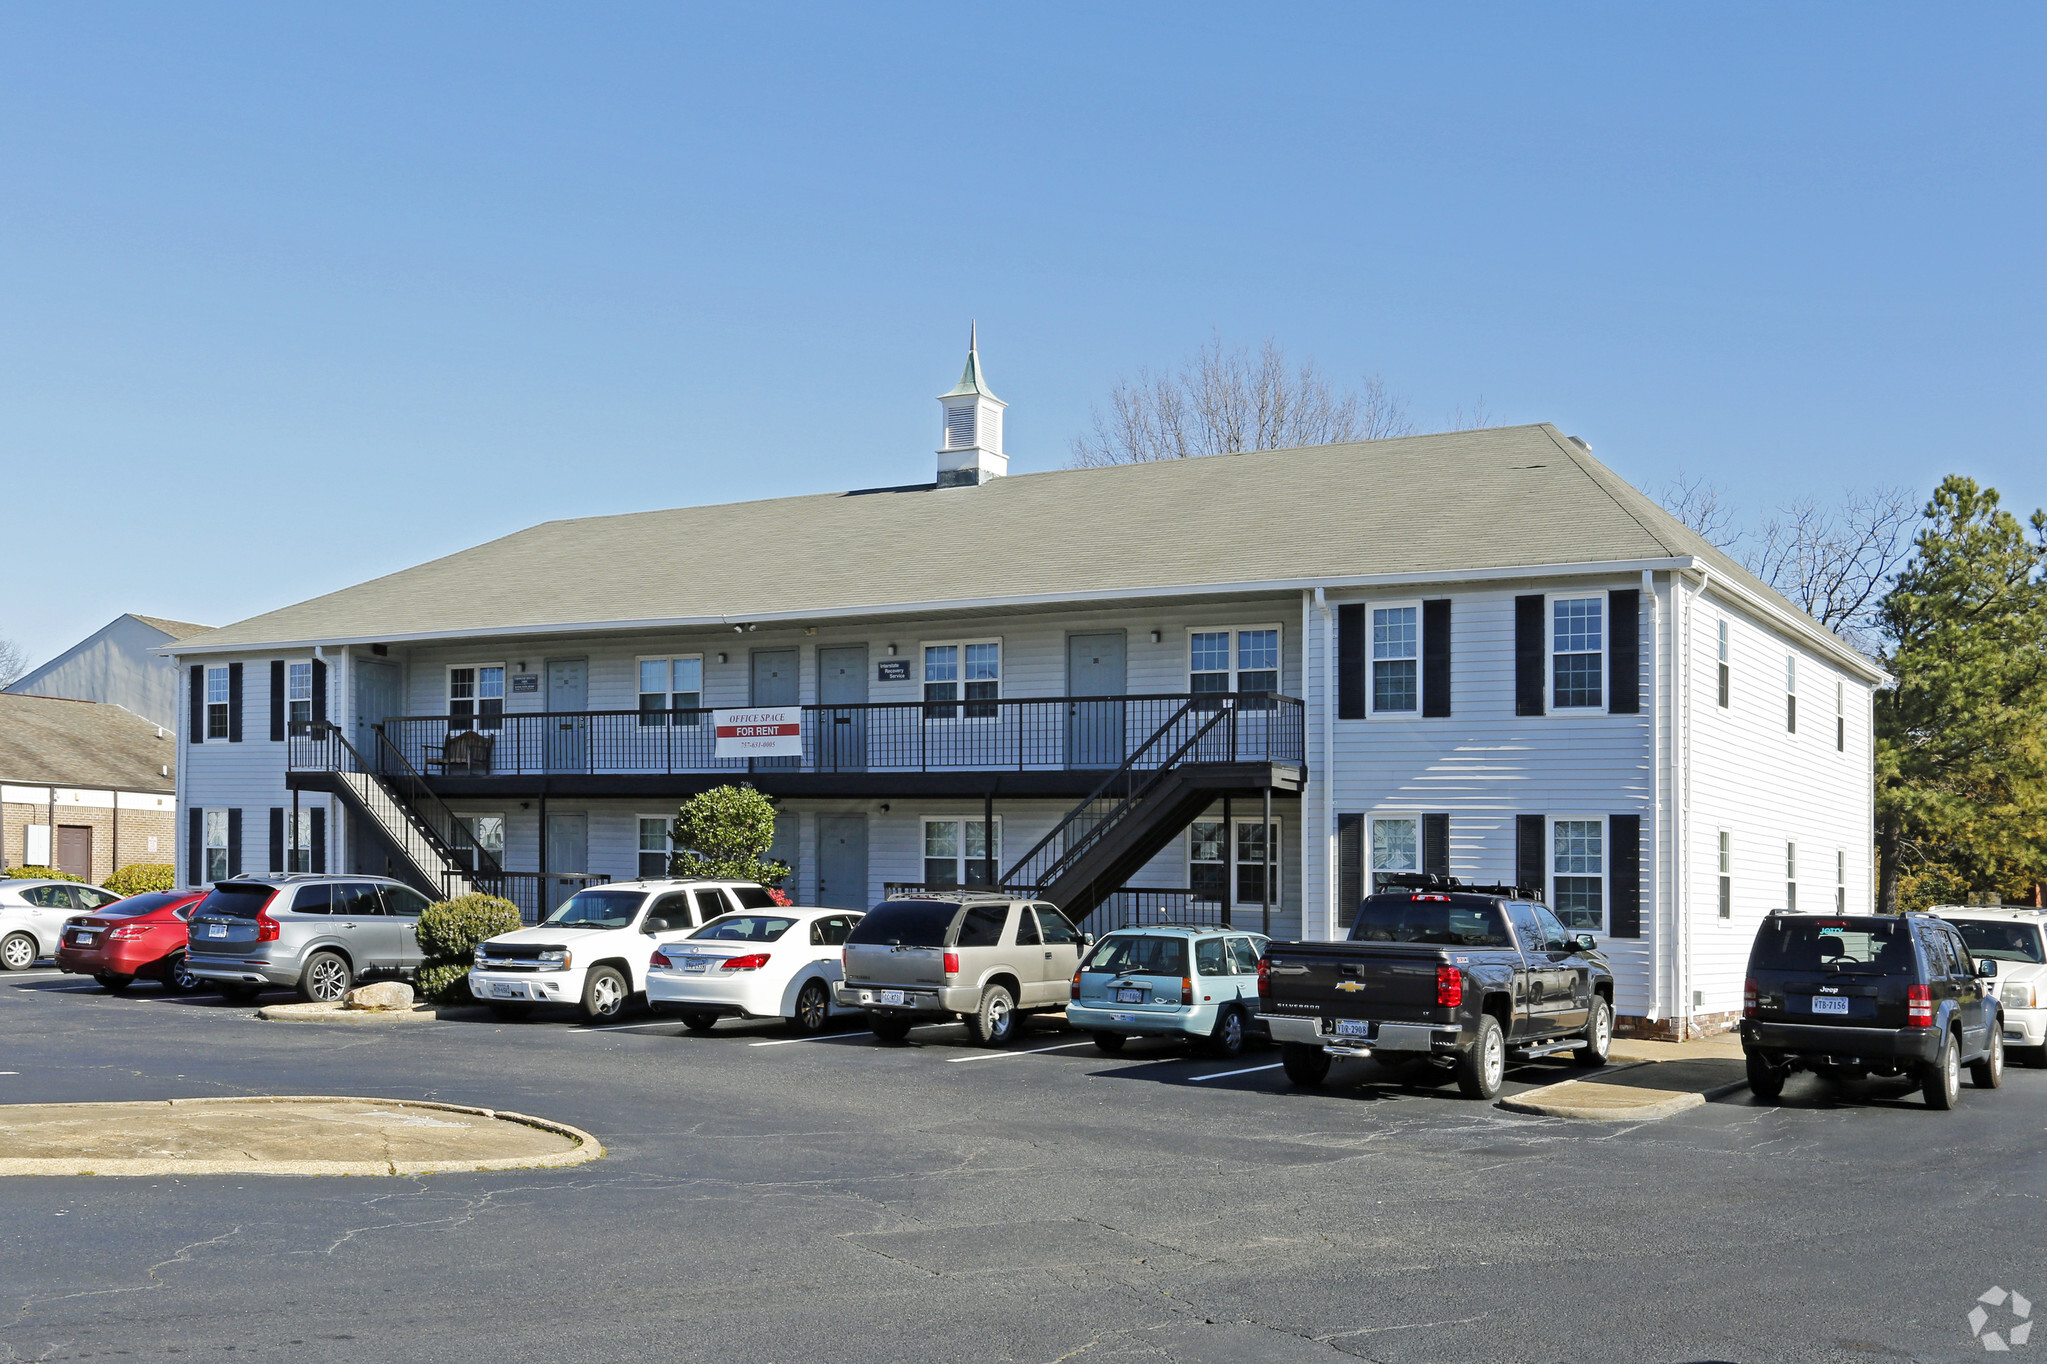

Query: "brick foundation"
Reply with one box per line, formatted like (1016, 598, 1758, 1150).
(1616, 1009, 1741, 1043)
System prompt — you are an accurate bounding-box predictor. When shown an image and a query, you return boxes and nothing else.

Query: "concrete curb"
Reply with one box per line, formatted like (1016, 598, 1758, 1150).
(256, 1002, 441, 1024)
(0, 1096, 606, 1177)
(1498, 1071, 1751, 1122)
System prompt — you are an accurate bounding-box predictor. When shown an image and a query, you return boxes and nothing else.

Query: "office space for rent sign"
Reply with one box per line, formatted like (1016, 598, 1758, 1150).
(713, 708, 803, 758)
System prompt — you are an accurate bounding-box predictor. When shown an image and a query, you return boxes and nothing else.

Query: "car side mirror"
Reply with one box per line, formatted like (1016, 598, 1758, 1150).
(1977, 958, 1998, 978)
(1081, 933, 1095, 948)
(1574, 933, 1598, 952)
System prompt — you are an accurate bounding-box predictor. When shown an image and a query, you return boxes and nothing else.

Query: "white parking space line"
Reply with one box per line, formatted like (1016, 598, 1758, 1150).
(1189, 1062, 1284, 1082)
(573, 1020, 687, 1033)
(748, 1021, 960, 1047)
(947, 1041, 1096, 1063)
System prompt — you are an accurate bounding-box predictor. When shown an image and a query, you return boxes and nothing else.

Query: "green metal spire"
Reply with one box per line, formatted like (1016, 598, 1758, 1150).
(940, 320, 1000, 401)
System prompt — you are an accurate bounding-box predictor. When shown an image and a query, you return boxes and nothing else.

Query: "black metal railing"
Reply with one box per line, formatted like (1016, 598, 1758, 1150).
(287, 722, 502, 880)
(455, 870, 612, 924)
(880, 882, 1229, 932)
(367, 693, 1303, 779)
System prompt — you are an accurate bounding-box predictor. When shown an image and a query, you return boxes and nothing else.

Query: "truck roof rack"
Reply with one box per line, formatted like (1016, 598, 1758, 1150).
(1372, 872, 1545, 901)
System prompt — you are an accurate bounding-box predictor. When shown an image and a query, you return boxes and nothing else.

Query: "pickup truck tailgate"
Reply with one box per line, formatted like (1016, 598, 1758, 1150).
(1266, 944, 1446, 1022)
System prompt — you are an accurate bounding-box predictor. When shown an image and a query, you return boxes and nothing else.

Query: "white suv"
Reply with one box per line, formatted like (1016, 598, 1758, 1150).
(1936, 907, 2047, 1067)
(469, 878, 781, 1021)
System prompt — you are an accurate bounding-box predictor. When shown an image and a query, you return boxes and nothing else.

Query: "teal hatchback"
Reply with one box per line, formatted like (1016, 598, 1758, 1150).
(1067, 926, 1270, 1058)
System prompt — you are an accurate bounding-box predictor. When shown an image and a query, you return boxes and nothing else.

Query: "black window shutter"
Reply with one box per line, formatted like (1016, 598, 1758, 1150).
(227, 662, 244, 743)
(269, 661, 286, 742)
(1514, 595, 1546, 716)
(1336, 814, 1363, 928)
(1422, 599, 1452, 717)
(187, 806, 203, 883)
(226, 808, 243, 877)
(1609, 814, 1642, 937)
(1336, 605, 1365, 720)
(1608, 589, 1640, 715)
(1423, 813, 1450, 878)
(269, 807, 285, 873)
(189, 665, 205, 744)
(311, 659, 327, 730)
(1516, 814, 1546, 896)
(310, 807, 327, 874)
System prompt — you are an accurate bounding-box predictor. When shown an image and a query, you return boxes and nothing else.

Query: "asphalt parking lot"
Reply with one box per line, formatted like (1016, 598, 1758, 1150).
(2, 965, 2041, 1364)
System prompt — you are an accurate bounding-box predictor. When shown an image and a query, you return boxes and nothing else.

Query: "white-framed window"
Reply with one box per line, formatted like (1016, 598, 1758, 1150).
(205, 667, 230, 739)
(286, 661, 314, 731)
(1551, 598, 1604, 710)
(1785, 654, 1798, 734)
(449, 665, 506, 730)
(637, 815, 673, 879)
(1785, 841, 1797, 911)
(1187, 816, 1282, 905)
(453, 813, 505, 873)
(1552, 817, 1605, 931)
(923, 640, 1000, 720)
(1370, 605, 1419, 714)
(1716, 620, 1730, 708)
(1189, 626, 1281, 697)
(1236, 817, 1281, 905)
(1717, 830, 1732, 919)
(923, 817, 1000, 889)
(1189, 820, 1227, 903)
(203, 809, 230, 882)
(1835, 848, 1846, 914)
(1370, 814, 1419, 892)
(638, 656, 704, 728)
(286, 807, 314, 873)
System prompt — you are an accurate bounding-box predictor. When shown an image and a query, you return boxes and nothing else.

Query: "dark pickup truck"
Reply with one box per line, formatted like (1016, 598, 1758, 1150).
(1257, 876, 1616, 1099)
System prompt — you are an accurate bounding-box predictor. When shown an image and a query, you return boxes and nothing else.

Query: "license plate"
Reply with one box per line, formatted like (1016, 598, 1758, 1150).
(74, 933, 95, 946)
(1110, 1013, 1137, 1023)
(878, 990, 907, 1007)
(492, 983, 526, 999)
(1333, 1018, 1371, 1037)
(683, 958, 710, 974)
(207, 924, 226, 938)
(1114, 988, 1145, 1004)
(1810, 995, 1849, 1015)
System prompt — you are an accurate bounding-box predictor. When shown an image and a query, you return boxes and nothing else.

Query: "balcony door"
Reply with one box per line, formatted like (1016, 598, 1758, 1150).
(816, 814, 868, 909)
(353, 659, 401, 769)
(546, 659, 589, 773)
(750, 648, 800, 770)
(817, 645, 868, 771)
(1066, 632, 1127, 768)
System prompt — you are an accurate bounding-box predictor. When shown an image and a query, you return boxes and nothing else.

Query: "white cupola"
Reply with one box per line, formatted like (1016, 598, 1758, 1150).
(936, 323, 1007, 488)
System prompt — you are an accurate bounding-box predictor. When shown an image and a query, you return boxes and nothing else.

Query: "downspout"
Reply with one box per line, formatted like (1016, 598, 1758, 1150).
(1680, 567, 1709, 1037)
(1645, 569, 1662, 1026)
(1313, 588, 1336, 941)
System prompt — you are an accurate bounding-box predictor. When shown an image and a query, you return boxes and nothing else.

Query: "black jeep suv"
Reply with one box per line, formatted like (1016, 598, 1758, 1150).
(1740, 910, 2005, 1109)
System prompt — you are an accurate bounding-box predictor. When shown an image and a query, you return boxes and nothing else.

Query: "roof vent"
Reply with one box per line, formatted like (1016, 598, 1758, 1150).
(1566, 435, 1591, 453)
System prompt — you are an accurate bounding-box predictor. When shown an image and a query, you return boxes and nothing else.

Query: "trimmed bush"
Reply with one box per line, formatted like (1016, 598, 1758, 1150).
(414, 893, 522, 1004)
(669, 786, 790, 888)
(103, 863, 176, 896)
(4, 866, 85, 883)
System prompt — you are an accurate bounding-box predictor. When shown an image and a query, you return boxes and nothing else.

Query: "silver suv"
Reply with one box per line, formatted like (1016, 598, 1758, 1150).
(185, 875, 433, 1003)
(834, 893, 1089, 1047)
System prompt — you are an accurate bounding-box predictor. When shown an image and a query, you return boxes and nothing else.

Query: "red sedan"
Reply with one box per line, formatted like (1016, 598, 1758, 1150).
(55, 889, 208, 992)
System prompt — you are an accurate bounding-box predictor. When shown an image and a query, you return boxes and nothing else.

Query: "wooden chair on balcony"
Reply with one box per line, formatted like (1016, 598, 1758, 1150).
(427, 730, 494, 776)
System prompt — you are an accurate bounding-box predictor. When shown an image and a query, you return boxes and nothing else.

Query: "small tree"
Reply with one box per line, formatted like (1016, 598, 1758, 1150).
(671, 786, 788, 887)
(415, 893, 523, 1004)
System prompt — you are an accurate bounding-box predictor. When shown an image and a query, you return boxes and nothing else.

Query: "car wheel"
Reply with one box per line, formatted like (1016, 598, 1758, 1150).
(1923, 1029, 1961, 1110)
(788, 979, 831, 1035)
(94, 972, 134, 993)
(488, 1004, 530, 1022)
(1204, 1006, 1247, 1060)
(870, 1017, 913, 1044)
(581, 966, 628, 1021)
(1572, 997, 1613, 1067)
(1455, 1015, 1507, 1100)
(1970, 1027, 2004, 1090)
(1281, 1042, 1331, 1087)
(162, 953, 201, 994)
(964, 984, 1016, 1048)
(682, 1012, 720, 1033)
(1746, 1052, 1788, 1100)
(0, 932, 37, 972)
(299, 951, 353, 1003)
(1091, 1031, 1126, 1055)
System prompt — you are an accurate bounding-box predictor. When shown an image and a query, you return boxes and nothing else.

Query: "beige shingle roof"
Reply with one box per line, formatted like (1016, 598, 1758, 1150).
(127, 615, 211, 639)
(0, 694, 176, 791)
(168, 423, 1866, 672)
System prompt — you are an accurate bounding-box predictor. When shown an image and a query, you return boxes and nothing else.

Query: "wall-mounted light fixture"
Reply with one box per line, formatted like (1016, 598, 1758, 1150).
(1149, 630, 1162, 644)
(804, 627, 817, 636)
(879, 802, 891, 813)
(716, 652, 729, 664)
(886, 643, 898, 656)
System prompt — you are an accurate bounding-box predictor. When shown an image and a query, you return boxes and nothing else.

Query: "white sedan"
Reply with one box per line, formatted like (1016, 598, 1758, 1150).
(647, 907, 865, 1035)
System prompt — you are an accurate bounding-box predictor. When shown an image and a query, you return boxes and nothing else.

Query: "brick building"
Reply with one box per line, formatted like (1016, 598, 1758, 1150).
(1, 693, 178, 881)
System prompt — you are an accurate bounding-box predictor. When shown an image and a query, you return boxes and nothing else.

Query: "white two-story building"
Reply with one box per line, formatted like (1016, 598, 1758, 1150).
(168, 342, 1880, 1036)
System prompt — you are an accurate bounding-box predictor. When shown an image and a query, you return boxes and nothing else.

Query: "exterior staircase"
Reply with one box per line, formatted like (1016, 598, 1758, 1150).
(287, 723, 499, 899)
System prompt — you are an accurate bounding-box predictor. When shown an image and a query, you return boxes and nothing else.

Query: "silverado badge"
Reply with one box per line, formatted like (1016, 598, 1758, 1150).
(1335, 980, 1366, 992)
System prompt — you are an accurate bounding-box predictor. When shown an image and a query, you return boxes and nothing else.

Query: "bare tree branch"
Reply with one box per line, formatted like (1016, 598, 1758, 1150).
(1744, 485, 1917, 647)
(1656, 469, 1741, 550)
(1444, 396, 1495, 431)
(0, 635, 30, 688)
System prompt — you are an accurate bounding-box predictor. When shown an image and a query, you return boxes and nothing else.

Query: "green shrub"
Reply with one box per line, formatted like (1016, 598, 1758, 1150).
(4, 866, 84, 882)
(414, 893, 522, 1004)
(103, 863, 176, 896)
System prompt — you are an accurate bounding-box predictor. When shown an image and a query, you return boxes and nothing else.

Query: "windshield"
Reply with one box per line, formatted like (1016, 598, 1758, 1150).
(1349, 897, 1511, 947)
(691, 915, 797, 943)
(1950, 919, 2046, 965)
(542, 890, 646, 930)
(1749, 917, 1916, 973)
(1083, 935, 1188, 977)
(846, 901, 958, 948)
(192, 884, 279, 919)
(92, 891, 191, 919)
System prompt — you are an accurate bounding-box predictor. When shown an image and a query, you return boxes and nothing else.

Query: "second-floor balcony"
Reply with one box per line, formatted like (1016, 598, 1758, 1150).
(313, 693, 1303, 790)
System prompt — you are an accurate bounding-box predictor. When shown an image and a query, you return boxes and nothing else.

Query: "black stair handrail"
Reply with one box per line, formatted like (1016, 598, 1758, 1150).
(367, 724, 504, 877)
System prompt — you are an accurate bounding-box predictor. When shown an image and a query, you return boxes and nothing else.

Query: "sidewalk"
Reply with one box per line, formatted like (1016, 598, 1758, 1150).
(1501, 1030, 1749, 1121)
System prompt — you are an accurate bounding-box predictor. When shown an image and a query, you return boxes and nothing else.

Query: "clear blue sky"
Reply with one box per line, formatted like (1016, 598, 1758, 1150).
(3, 4, 2042, 664)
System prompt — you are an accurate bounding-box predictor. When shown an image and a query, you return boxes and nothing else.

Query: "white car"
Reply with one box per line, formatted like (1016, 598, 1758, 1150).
(1, 879, 124, 971)
(469, 878, 783, 1021)
(1936, 907, 2047, 1067)
(647, 906, 864, 1035)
